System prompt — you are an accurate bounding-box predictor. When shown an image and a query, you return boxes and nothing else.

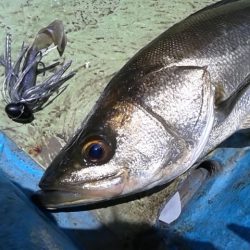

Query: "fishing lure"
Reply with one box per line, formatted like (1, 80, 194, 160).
(1, 20, 75, 123)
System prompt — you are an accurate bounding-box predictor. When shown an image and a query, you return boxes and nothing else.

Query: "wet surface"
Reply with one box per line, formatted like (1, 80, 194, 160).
(0, 0, 218, 248)
(0, 0, 216, 167)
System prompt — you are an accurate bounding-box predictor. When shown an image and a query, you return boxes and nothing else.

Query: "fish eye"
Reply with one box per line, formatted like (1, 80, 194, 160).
(82, 136, 113, 164)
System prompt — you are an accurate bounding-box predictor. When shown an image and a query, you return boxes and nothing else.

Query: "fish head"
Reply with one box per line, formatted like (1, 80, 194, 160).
(38, 97, 186, 209)
(38, 66, 214, 209)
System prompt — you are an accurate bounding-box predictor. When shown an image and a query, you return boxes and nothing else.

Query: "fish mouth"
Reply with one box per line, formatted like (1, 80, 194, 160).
(36, 170, 126, 209)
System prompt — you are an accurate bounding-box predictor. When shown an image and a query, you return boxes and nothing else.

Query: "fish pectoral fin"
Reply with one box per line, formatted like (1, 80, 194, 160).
(214, 84, 226, 106)
(216, 72, 250, 118)
(240, 116, 250, 130)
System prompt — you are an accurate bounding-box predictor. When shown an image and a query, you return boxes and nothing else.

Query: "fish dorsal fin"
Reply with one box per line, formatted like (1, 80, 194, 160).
(191, 0, 240, 16)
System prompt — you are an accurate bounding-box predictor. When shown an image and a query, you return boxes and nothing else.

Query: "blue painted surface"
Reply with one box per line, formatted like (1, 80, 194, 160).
(0, 132, 119, 250)
(0, 168, 78, 250)
(1, 131, 250, 249)
(161, 133, 250, 250)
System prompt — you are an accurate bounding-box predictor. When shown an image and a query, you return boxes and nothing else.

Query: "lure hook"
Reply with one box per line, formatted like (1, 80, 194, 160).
(1, 20, 75, 123)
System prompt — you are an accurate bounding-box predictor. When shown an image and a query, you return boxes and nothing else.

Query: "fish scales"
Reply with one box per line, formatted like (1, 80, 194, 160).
(36, 0, 250, 209)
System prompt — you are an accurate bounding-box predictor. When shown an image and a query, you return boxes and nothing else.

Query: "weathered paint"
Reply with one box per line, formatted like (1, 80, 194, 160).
(0, 132, 119, 250)
(1, 132, 250, 249)
(0, 1, 249, 249)
(0, 0, 219, 244)
(160, 133, 250, 250)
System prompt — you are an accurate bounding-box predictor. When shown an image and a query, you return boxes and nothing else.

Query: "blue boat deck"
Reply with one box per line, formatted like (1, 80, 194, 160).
(0, 132, 250, 249)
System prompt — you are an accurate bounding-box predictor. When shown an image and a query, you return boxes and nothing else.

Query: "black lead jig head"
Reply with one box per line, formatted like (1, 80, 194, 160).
(5, 102, 34, 123)
(1, 20, 76, 123)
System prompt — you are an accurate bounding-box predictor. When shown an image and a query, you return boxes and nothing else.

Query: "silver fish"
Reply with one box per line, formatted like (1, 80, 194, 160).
(37, 0, 250, 209)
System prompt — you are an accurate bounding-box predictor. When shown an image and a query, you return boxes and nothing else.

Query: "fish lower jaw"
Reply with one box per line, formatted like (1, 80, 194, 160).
(37, 170, 126, 209)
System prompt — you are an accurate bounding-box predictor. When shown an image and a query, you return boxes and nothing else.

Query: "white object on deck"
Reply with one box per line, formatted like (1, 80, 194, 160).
(158, 191, 182, 224)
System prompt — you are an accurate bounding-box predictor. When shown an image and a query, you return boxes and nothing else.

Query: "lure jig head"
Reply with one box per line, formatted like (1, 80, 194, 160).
(5, 102, 34, 123)
(1, 20, 75, 123)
